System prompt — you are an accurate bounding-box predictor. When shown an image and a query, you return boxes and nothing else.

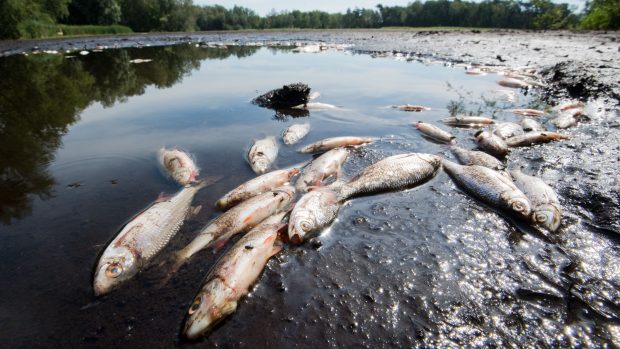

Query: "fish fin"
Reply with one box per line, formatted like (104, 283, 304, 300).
(212, 238, 228, 251)
(194, 175, 223, 190)
(155, 192, 169, 203)
(270, 242, 284, 257)
(243, 215, 253, 224)
(191, 205, 202, 216)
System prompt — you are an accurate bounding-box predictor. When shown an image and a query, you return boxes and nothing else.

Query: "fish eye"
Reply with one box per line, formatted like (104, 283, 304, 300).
(188, 297, 202, 315)
(105, 262, 123, 278)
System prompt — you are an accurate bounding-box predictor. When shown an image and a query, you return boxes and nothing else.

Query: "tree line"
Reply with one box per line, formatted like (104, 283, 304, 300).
(0, 0, 618, 39)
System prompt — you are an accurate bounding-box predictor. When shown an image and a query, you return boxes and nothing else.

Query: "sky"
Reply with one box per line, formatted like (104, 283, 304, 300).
(193, 0, 586, 16)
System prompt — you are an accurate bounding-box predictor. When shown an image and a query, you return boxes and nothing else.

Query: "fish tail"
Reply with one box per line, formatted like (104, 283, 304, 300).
(193, 175, 223, 190)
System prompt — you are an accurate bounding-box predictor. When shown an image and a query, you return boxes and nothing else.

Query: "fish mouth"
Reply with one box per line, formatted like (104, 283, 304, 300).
(533, 204, 561, 232)
(508, 197, 531, 218)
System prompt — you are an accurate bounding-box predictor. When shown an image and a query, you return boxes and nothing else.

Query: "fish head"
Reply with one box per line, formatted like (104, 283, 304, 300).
(288, 210, 316, 245)
(250, 155, 269, 174)
(183, 279, 237, 340)
(506, 195, 532, 220)
(272, 185, 296, 208)
(172, 167, 193, 185)
(532, 204, 561, 232)
(93, 246, 138, 296)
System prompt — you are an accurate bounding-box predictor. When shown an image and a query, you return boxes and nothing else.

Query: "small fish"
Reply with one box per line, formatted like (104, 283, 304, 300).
(93, 179, 216, 295)
(248, 136, 278, 174)
(465, 69, 487, 76)
(183, 221, 284, 339)
(415, 122, 455, 144)
(283, 123, 311, 145)
(292, 102, 338, 110)
(497, 78, 530, 89)
(288, 188, 341, 244)
(309, 91, 321, 100)
(442, 160, 531, 220)
(296, 148, 348, 192)
(216, 168, 300, 210)
(493, 122, 524, 139)
(394, 104, 431, 112)
(507, 108, 547, 117)
(297, 136, 376, 154)
(505, 132, 569, 147)
(338, 153, 441, 200)
(474, 130, 509, 157)
(159, 147, 199, 186)
(555, 101, 584, 111)
(442, 116, 495, 127)
(552, 109, 582, 129)
(450, 146, 504, 170)
(511, 170, 562, 232)
(129, 59, 152, 64)
(520, 118, 546, 132)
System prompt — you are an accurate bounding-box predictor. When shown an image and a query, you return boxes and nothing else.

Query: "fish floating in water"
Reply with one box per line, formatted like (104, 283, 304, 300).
(450, 146, 504, 170)
(216, 168, 300, 210)
(511, 170, 562, 232)
(442, 116, 495, 128)
(296, 148, 348, 192)
(507, 108, 547, 117)
(297, 136, 376, 154)
(183, 220, 284, 339)
(288, 187, 341, 244)
(129, 59, 152, 64)
(292, 102, 338, 110)
(497, 78, 531, 89)
(248, 136, 278, 174)
(93, 178, 217, 295)
(474, 130, 509, 157)
(505, 132, 569, 147)
(282, 123, 311, 145)
(415, 122, 455, 144)
(393, 104, 431, 112)
(159, 147, 199, 186)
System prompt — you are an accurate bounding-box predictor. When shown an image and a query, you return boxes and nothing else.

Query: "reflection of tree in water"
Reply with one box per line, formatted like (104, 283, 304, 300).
(0, 45, 262, 224)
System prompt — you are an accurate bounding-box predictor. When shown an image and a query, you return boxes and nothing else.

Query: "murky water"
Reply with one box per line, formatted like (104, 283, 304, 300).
(0, 43, 618, 348)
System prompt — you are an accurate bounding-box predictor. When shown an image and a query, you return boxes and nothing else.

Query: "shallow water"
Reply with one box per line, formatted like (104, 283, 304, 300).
(0, 44, 618, 348)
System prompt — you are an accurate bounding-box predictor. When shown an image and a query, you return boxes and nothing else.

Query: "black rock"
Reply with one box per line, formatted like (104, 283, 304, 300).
(252, 83, 311, 110)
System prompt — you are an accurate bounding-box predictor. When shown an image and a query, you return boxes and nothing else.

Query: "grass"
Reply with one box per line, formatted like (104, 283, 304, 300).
(18, 21, 133, 39)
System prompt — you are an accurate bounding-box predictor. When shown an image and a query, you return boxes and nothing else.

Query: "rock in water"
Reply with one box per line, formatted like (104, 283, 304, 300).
(252, 83, 311, 109)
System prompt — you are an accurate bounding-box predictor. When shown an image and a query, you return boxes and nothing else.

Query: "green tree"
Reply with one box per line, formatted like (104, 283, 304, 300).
(581, 0, 620, 29)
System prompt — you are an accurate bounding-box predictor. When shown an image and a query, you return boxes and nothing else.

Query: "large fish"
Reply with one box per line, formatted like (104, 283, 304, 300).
(158, 147, 199, 186)
(216, 168, 300, 210)
(282, 123, 311, 145)
(93, 178, 217, 295)
(442, 160, 531, 220)
(296, 148, 348, 192)
(415, 122, 455, 144)
(288, 188, 341, 244)
(175, 185, 295, 264)
(511, 170, 562, 232)
(297, 136, 376, 154)
(493, 122, 524, 139)
(505, 132, 569, 147)
(338, 153, 441, 200)
(442, 116, 495, 128)
(248, 136, 278, 174)
(474, 130, 509, 157)
(183, 221, 284, 339)
(450, 146, 504, 170)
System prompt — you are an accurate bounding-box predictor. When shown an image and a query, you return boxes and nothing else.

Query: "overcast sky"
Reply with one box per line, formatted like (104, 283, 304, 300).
(193, 0, 585, 16)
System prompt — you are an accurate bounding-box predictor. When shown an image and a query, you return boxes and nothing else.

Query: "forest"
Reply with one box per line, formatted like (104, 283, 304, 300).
(0, 0, 618, 39)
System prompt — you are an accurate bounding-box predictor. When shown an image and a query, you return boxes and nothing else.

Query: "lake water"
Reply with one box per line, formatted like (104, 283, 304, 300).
(1, 43, 617, 348)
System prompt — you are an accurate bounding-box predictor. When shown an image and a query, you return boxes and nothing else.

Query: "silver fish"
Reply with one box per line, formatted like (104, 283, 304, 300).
(282, 123, 311, 145)
(298, 136, 376, 154)
(493, 122, 524, 139)
(183, 221, 284, 339)
(338, 153, 441, 200)
(442, 160, 531, 220)
(497, 78, 531, 89)
(296, 148, 348, 192)
(394, 104, 431, 112)
(158, 147, 199, 186)
(292, 102, 338, 110)
(450, 146, 504, 170)
(474, 130, 509, 157)
(248, 136, 278, 174)
(552, 109, 582, 129)
(511, 170, 562, 232)
(288, 188, 340, 244)
(520, 118, 546, 132)
(505, 132, 569, 147)
(507, 108, 547, 117)
(415, 122, 455, 143)
(93, 179, 215, 295)
(442, 116, 495, 127)
(216, 168, 300, 210)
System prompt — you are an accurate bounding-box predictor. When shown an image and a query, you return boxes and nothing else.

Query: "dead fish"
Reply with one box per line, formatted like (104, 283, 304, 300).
(415, 122, 455, 144)
(505, 132, 569, 147)
(465, 69, 487, 76)
(393, 104, 431, 112)
(129, 59, 152, 64)
(309, 91, 321, 100)
(93, 178, 216, 295)
(297, 136, 376, 154)
(555, 100, 584, 111)
(338, 153, 441, 200)
(296, 148, 348, 192)
(442, 160, 531, 220)
(507, 108, 547, 117)
(442, 116, 495, 127)
(288, 188, 340, 244)
(159, 147, 199, 186)
(450, 146, 504, 170)
(511, 170, 561, 232)
(497, 78, 531, 89)
(176, 185, 295, 264)
(283, 123, 311, 145)
(520, 118, 546, 132)
(216, 168, 300, 210)
(493, 122, 524, 139)
(552, 109, 583, 129)
(292, 102, 338, 110)
(474, 130, 509, 157)
(183, 221, 284, 339)
(248, 136, 278, 174)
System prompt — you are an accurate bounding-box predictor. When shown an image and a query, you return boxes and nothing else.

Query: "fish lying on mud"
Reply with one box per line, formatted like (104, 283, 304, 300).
(297, 136, 376, 154)
(507, 108, 547, 117)
(296, 148, 348, 192)
(338, 153, 442, 200)
(474, 130, 509, 157)
(216, 168, 300, 210)
(248, 136, 278, 174)
(450, 146, 504, 170)
(393, 104, 431, 112)
(497, 78, 531, 89)
(159, 147, 199, 186)
(552, 109, 583, 129)
(520, 118, 546, 132)
(288, 188, 341, 244)
(555, 100, 584, 111)
(283, 123, 311, 145)
(93, 178, 217, 295)
(505, 132, 569, 147)
(183, 220, 284, 339)
(493, 122, 524, 139)
(415, 122, 455, 144)
(442, 160, 531, 220)
(442, 116, 495, 127)
(511, 170, 562, 232)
